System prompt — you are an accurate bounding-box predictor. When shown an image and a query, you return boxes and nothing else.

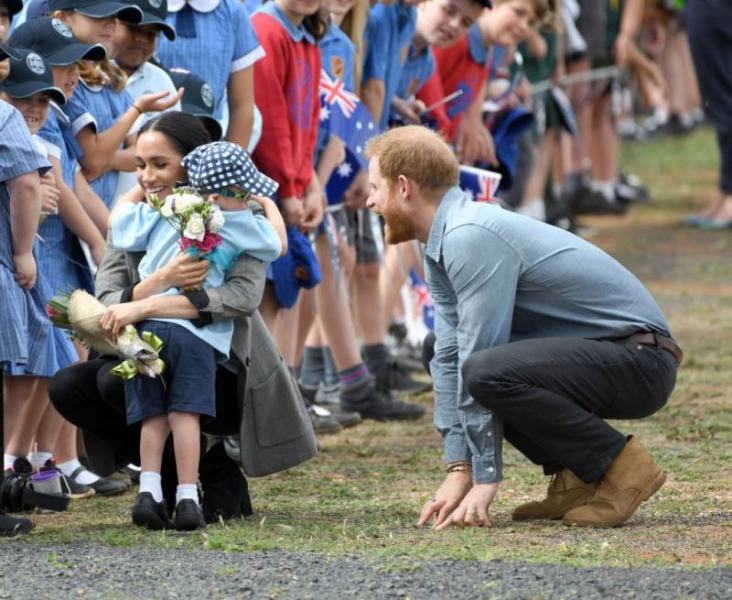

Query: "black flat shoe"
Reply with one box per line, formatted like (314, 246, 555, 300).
(131, 492, 174, 530)
(175, 499, 206, 531)
(0, 512, 34, 537)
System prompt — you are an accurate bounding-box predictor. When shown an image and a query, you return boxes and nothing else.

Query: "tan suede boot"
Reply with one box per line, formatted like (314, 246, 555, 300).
(512, 468, 597, 521)
(562, 436, 666, 528)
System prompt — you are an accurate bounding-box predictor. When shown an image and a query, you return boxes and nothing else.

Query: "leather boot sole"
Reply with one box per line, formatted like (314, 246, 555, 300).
(563, 471, 666, 528)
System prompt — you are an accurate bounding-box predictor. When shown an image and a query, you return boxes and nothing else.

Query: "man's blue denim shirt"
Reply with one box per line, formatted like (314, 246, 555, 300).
(423, 187, 672, 484)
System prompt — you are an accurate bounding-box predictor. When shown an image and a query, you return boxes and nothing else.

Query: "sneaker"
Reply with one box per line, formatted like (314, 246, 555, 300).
(0, 512, 33, 537)
(300, 384, 344, 434)
(615, 172, 651, 205)
(372, 357, 432, 395)
(318, 403, 362, 428)
(67, 467, 129, 497)
(341, 384, 425, 421)
(40, 459, 95, 500)
(175, 499, 206, 531)
(568, 188, 627, 217)
(131, 492, 175, 530)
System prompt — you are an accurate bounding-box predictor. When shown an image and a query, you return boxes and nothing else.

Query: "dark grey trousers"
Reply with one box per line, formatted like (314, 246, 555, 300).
(422, 333, 677, 483)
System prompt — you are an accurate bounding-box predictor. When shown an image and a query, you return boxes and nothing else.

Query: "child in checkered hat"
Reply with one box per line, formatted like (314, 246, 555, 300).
(109, 119, 285, 531)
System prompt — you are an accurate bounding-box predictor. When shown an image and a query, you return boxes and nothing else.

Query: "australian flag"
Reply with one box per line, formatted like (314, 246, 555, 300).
(320, 69, 379, 202)
(409, 268, 434, 331)
(459, 165, 502, 203)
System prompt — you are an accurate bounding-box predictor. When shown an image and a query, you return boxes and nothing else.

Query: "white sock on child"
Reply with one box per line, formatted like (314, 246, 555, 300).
(57, 458, 100, 485)
(3, 454, 18, 471)
(176, 484, 199, 506)
(139, 472, 163, 503)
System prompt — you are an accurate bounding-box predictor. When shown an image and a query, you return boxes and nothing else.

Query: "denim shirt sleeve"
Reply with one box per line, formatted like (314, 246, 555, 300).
(427, 223, 523, 484)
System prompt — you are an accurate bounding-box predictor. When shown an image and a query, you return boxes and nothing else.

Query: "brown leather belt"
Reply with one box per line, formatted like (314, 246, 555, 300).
(622, 332, 683, 366)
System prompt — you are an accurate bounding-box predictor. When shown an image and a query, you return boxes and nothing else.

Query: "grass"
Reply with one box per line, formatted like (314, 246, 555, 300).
(6, 128, 732, 569)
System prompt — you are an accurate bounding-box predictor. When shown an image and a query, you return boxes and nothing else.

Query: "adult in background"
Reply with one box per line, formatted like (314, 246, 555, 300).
(364, 125, 682, 530)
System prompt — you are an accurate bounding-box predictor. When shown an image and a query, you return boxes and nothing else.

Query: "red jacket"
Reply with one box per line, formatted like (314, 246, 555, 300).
(251, 11, 321, 200)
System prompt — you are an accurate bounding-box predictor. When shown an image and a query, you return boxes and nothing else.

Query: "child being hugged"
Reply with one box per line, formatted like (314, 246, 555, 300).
(109, 132, 285, 531)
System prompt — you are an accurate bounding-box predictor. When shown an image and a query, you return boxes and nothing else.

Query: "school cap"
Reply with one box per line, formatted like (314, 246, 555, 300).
(9, 18, 107, 65)
(182, 142, 279, 198)
(47, 0, 143, 24)
(0, 43, 19, 61)
(168, 70, 223, 141)
(272, 228, 322, 309)
(26, 0, 51, 21)
(0, 48, 66, 105)
(126, 0, 176, 41)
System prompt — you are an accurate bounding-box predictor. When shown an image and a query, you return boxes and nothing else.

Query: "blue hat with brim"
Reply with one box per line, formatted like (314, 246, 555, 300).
(487, 106, 534, 191)
(271, 227, 321, 309)
(47, 0, 143, 24)
(0, 48, 67, 106)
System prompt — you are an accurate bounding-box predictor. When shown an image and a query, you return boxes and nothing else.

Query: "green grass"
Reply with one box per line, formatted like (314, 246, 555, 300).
(5, 127, 731, 569)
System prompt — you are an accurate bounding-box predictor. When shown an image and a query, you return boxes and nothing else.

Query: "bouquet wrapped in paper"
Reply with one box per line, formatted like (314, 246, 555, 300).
(46, 290, 165, 379)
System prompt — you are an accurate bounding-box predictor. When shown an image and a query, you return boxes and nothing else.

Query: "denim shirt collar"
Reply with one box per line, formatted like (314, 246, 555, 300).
(257, 2, 315, 44)
(424, 185, 465, 262)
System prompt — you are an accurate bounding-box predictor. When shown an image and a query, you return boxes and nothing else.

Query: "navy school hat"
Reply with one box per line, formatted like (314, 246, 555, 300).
(271, 227, 322, 309)
(0, 43, 19, 61)
(47, 0, 143, 24)
(25, 0, 51, 21)
(0, 48, 66, 105)
(182, 141, 279, 197)
(127, 0, 176, 40)
(168, 70, 222, 141)
(9, 18, 107, 65)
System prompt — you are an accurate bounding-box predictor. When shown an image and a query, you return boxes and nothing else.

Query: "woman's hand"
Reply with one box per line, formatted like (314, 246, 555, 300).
(100, 302, 148, 344)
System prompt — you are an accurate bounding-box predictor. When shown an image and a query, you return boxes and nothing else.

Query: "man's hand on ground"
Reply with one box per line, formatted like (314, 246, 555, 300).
(434, 482, 499, 530)
(418, 471, 473, 529)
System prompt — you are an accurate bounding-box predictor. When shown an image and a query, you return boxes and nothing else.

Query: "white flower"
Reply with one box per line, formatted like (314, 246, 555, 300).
(173, 192, 203, 215)
(160, 197, 175, 218)
(207, 207, 225, 233)
(183, 213, 206, 241)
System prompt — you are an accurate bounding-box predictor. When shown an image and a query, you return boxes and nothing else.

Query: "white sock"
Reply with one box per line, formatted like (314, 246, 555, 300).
(139, 472, 163, 503)
(4, 454, 18, 471)
(28, 451, 53, 472)
(57, 458, 100, 485)
(591, 180, 616, 202)
(176, 484, 199, 506)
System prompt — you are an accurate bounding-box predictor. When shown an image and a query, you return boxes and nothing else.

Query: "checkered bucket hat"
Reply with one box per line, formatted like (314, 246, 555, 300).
(183, 142, 279, 197)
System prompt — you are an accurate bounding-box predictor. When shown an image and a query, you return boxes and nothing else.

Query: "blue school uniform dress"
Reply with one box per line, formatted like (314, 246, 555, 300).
(362, 0, 417, 131)
(157, 0, 264, 120)
(110, 201, 281, 423)
(62, 79, 135, 208)
(36, 106, 96, 296)
(0, 103, 53, 376)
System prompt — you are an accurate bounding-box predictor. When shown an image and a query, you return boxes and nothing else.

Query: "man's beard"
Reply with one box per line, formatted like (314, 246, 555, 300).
(382, 193, 416, 245)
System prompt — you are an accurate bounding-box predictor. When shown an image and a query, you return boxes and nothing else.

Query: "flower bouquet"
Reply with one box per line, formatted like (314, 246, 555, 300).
(46, 289, 165, 379)
(149, 186, 226, 291)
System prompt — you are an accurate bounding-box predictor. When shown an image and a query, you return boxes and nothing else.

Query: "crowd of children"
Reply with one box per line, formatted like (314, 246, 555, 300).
(0, 0, 710, 536)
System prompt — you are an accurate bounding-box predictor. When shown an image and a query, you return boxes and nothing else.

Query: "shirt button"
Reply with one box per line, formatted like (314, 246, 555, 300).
(487, 467, 495, 473)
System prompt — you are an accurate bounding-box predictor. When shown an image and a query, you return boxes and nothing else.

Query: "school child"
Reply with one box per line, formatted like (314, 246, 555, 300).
(109, 131, 284, 530)
(49, 0, 182, 208)
(249, 0, 325, 365)
(111, 0, 180, 196)
(0, 48, 84, 505)
(0, 43, 39, 538)
(156, 0, 264, 150)
(168, 70, 223, 142)
(9, 17, 131, 497)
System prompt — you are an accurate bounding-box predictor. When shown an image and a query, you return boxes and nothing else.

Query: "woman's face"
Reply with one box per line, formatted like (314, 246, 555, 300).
(135, 130, 187, 203)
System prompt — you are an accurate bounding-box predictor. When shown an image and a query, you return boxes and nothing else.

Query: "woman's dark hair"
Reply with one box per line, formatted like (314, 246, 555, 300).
(303, 8, 328, 42)
(138, 112, 211, 158)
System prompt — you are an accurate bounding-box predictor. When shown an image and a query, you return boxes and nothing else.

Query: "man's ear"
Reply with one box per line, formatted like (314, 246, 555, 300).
(397, 174, 412, 200)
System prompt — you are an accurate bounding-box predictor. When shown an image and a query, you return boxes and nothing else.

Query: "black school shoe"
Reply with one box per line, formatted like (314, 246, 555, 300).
(0, 512, 34, 537)
(199, 441, 253, 524)
(131, 492, 175, 530)
(175, 499, 206, 531)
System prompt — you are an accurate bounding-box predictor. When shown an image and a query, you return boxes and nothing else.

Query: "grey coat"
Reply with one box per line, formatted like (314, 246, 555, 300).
(95, 234, 317, 477)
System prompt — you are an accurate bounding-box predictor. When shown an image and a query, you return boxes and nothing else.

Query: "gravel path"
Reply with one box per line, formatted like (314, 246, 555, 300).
(1, 542, 731, 599)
